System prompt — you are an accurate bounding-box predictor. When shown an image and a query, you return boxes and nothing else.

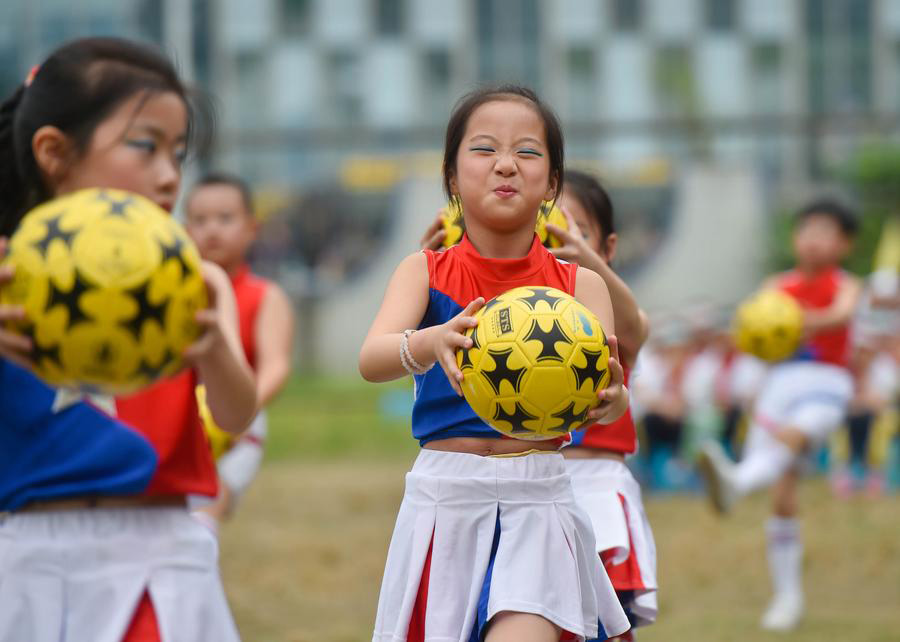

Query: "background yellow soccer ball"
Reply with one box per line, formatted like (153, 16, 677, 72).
(0, 187, 207, 393)
(456, 286, 611, 440)
(534, 200, 568, 249)
(439, 200, 569, 249)
(733, 289, 804, 362)
(196, 384, 234, 460)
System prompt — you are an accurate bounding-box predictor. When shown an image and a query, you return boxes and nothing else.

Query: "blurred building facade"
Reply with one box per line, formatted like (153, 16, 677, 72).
(2, 0, 898, 369)
(3, 0, 900, 185)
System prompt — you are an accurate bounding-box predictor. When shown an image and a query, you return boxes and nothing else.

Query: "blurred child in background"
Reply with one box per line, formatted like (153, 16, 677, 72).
(698, 199, 861, 631)
(185, 173, 295, 531)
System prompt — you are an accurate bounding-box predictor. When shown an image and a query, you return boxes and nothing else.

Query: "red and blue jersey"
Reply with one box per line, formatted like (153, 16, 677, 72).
(0, 360, 157, 511)
(115, 369, 218, 497)
(777, 266, 851, 367)
(412, 234, 578, 446)
(231, 263, 271, 370)
(569, 366, 636, 454)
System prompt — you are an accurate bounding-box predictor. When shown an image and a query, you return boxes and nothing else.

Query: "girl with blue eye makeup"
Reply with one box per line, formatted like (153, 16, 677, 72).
(361, 85, 631, 642)
(0, 37, 254, 642)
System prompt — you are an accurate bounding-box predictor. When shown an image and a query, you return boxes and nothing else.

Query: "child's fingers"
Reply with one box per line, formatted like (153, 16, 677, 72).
(439, 354, 464, 396)
(607, 356, 624, 387)
(461, 297, 485, 316)
(607, 335, 621, 363)
(0, 304, 25, 322)
(0, 328, 32, 351)
(545, 222, 576, 246)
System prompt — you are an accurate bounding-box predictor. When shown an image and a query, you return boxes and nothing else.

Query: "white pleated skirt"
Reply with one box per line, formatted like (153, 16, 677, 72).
(0, 506, 240, 642)
(566, 458, 658, 627)
(372, 449, 631, 642)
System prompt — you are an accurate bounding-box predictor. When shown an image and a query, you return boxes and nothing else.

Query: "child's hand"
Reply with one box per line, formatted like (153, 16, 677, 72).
(0, 237, 34, 369)
(419, 211, 447, 251)
(545, 208, 603, 268)
(585, 335, 628, 424)
(432, 297, 484, 396)
(183, 261, 232, 365)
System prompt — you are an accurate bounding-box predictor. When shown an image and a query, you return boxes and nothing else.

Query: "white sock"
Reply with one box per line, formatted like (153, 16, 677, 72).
(766, 517, 803, 598)
(731, 429, 795, 495)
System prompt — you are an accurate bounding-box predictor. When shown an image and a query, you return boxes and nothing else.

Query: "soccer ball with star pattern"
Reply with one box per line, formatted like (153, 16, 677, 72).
(732, 289, 804, 362)
(456, 286, 611, 440)
(0, 187, 207, 394)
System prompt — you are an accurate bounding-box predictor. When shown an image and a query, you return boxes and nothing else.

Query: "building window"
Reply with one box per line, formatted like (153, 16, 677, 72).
(422, 48, 452, 123)
(654, 45, 696, 116)
(282, 0, 312, 36)
(236, 51, 267, 127)
(476, 0, 541, 87)
(706, 0, 736, 32)
(612, 0, 642, 32)
(566, 46, 596, 121)
(376, 0, 405, 36)
(807, 0, 871, 112)
(751, 44, 782, 113)
(327, 50, 363, 124)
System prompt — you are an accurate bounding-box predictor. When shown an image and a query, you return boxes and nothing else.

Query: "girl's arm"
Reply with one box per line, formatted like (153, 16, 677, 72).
(574, 267, 629, 424)
(359, 252, 483, 395)
(186, 261, 257, 434)
(802, 276, 862, 333)
(252, 283, 295, 407)
(546, 217, 649, 367)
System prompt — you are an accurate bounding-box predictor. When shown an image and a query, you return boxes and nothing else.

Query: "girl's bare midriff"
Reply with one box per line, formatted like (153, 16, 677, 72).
(424, 436, 561, 457)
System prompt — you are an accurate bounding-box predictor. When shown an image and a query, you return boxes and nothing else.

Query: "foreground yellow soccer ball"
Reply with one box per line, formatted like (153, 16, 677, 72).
(457, 286, 610, 440)
(733, 289, 804, 362)
(0, 187, 207, 393)
(439, 200, 569, 249)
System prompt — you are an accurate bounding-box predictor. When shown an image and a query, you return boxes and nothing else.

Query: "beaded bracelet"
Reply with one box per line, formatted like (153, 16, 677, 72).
(400, 329, 432, 376)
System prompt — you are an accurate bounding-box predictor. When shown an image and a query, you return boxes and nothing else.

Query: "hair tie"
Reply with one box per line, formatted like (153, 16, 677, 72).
(24, 64, 40, 88)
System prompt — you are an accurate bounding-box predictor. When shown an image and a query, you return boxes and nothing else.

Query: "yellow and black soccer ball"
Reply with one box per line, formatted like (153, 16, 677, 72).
(534, 200, 568, 249)
(439, 200, 569, 249)
(196, 384, 234, 460)
(733, 289, 804, 362)
(0, 187, 207, 394)
(456, 286, 610, 440)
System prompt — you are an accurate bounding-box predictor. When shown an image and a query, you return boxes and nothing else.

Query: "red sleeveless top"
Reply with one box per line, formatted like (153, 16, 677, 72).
(777, 267, 850, 367)
(231, 263, 271, 370)
(115, 369, 217, 497)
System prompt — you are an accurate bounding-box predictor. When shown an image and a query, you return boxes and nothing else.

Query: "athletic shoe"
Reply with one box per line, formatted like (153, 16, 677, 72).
(760, 592, 804, 632)
(697, 441, 738, 514)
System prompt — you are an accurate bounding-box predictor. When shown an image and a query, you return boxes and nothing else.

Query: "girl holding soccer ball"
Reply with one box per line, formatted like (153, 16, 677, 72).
(360, 85, 631, 641)
(0, 37, 255, 641)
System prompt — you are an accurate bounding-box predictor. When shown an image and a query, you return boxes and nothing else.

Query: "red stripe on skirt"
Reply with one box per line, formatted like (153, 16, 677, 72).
(600, 494, 647, 592)
(407, 536, 434, 642)
(122, 591, 161, 642)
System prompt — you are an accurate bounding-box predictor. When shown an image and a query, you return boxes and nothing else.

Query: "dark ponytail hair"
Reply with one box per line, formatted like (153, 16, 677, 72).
(442, 84, 564, 205)
(0, 37, 210, 237)
(563, 169, 615, 242)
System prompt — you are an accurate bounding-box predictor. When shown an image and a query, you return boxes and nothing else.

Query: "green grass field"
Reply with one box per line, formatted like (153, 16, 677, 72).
(219, 377, 900, 641)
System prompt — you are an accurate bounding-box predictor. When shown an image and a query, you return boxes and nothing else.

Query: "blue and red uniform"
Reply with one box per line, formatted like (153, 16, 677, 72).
(777, 266, 851, 367)
(413, 233, 578, 445)
(0, 361, 157, 511)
